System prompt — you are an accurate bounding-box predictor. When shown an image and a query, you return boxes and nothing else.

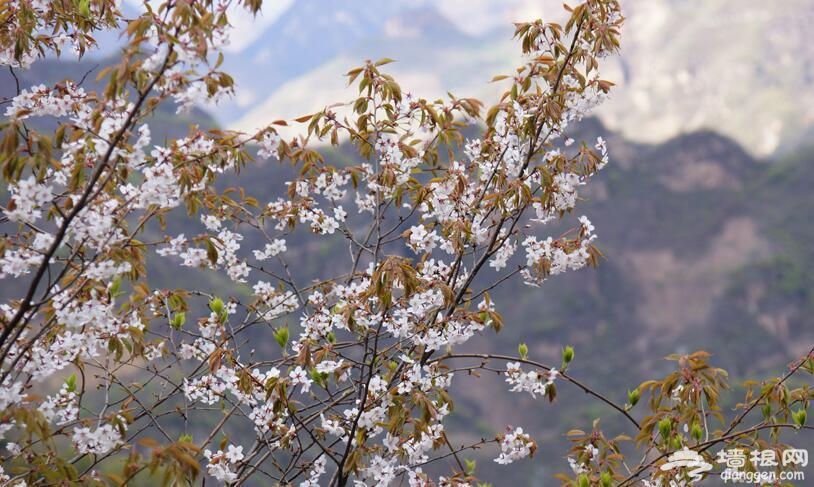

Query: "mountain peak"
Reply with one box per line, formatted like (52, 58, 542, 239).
(383, 7, 470, 42)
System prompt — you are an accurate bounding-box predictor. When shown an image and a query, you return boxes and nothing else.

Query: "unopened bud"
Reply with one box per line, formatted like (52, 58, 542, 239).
(562, 345, 575, 366)
(793, 408, 807, 427)
(209, 297, 224, 315)
(518, 343, 528, 360)
(658, 417, 672, 440)
(627, 388, 640, 407)
(691, 423, 703, 442)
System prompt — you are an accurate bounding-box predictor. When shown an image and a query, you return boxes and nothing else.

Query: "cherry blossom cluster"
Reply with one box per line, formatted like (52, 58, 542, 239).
(494, 427, 536, 465)
(0, 0, 108, 67)
(505, 362, 559, 399)
(3, 172, 53, 224)
(140, 4, 236, 113)
(299, 456, 328, 487)
(39, 383, 79, 425)
(72, 421, 125, 455)
(4, 82, 87, 120)
(0, 0, 632, 485)
(520, 216, 598, 285)
(204, 445, 244, 483)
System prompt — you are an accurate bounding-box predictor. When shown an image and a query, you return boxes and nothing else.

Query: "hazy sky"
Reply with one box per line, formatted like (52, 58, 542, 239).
(122, 0, 550, 51)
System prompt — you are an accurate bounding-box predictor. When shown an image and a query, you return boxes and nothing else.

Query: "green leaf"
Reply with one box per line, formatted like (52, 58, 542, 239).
(171, 312, 186, 330)
(77, 0, 91, 17)
(793, 408, 807, 426)
(274, 327, 289, 349)
(109, 277, 122, 296)
(65, 373, 77, 393)
(205, 240, 219, 265)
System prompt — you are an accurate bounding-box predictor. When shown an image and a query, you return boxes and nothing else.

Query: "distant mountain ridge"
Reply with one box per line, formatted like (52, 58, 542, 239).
(217, 0, 409, 119)
(213, 0, 814, 158)
(87, 1, 814, 157)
